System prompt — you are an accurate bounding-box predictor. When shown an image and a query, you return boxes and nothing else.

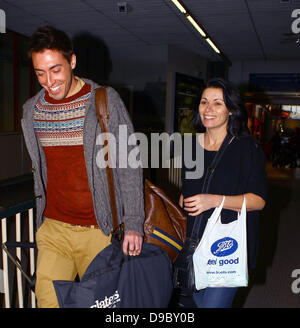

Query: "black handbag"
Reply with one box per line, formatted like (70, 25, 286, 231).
(173, 134, 234, 291)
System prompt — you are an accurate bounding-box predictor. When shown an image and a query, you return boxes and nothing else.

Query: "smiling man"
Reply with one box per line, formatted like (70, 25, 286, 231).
(32, 49, 77, 99)
(21, 25, 144, 308)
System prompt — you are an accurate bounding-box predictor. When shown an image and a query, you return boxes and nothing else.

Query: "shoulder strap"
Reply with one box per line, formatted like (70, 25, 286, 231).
(201, 134, 234, 194)
(190, 133, 234, 239)
(95, 87, 119, 231)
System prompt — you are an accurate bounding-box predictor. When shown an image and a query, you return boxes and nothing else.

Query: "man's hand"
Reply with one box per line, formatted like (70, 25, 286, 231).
(122, 231, 143, 256)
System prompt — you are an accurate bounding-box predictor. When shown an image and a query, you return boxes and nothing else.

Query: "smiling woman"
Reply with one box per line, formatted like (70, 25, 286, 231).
(198, 87, 231, 149)
(176, 77, 267, 308)
(192, 78, 249, 140)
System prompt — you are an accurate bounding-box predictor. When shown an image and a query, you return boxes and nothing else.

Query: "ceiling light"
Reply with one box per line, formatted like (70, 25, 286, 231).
(171, 0, 187, 14)
(186, 15, 206, 37)
(206, 38, 220, 53)
(169, 1, 224, 57)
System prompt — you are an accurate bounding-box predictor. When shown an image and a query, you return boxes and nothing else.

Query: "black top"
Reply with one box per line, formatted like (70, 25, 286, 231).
(181, 134, 267, 269)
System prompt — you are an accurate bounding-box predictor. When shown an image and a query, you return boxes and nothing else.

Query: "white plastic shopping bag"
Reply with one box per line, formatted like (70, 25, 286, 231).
(193, 196, 248, 290)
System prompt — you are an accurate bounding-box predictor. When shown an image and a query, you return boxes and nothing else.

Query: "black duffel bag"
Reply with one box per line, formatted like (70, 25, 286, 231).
(53, 231, 173, 308)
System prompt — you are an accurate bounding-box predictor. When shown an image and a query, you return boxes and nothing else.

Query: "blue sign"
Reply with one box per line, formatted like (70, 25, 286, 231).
(249, 73, 300, 91)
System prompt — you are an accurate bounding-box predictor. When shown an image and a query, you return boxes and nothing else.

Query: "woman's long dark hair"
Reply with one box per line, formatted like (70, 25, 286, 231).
(192, 77, 250, 137)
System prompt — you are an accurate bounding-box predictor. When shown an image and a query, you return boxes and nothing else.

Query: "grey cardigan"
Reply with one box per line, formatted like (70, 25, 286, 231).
(21, 78, 145, 235)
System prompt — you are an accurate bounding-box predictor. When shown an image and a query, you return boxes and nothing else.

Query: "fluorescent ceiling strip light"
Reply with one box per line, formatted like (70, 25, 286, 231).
(186, 15, 206, 37)
(171, 0, 187, 14)
(206, 38, 220, 53)
(170, 2, 221, 55)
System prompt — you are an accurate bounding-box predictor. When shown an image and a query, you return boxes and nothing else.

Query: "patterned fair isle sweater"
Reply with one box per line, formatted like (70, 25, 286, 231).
(33, 81, 98, 226)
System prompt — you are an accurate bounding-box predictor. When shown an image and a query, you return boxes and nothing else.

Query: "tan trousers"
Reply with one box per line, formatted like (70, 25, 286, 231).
(35, 218, 111, 308)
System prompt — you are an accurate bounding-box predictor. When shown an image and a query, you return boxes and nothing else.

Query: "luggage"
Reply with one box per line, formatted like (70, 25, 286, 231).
(53, 237, 173, 308)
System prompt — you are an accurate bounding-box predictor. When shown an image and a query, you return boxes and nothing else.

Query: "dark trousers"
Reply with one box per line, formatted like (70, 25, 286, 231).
(170, 287, 238, 308)
(193, 287, 238, 308)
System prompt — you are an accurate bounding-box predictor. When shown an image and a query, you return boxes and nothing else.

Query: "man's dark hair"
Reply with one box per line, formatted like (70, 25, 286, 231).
(192, 77, 250, 137)
(28, 25, 73, 62)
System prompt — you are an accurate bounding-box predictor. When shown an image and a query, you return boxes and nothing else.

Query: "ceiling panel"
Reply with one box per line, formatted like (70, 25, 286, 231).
(9, 0, 89, 15)
(246, 0, 297, 12)
(185, 0, 248, 15)
(1, 0, 300, 61)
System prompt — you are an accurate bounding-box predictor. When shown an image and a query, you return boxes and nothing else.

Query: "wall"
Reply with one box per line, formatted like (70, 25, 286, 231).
(0, 30, 37, 133)
(167, 45, 207, 81)
(165, 45, 208, 133)
(0, 133, 31, 181)
(107, 44, 208, 133)
(75, 41, 209, 133)
(0, 30, 38, 181)
(108, 45, 169, 132)
(109, 45, 168, 91)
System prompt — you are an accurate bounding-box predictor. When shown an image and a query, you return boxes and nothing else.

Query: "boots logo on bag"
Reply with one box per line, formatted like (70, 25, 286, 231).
(211, 237, 238, 257)
(90, 290, 121, 308)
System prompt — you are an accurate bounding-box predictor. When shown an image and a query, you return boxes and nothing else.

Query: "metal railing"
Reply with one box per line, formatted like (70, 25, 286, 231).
(155, 156, 182, 203)
(167, 156, 182, 189)
(1, 200, 36, 308)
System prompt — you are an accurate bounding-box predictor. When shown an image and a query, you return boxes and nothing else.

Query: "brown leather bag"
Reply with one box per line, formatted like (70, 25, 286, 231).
(95, 87, 186, 262)
(143, 179, 186, 261)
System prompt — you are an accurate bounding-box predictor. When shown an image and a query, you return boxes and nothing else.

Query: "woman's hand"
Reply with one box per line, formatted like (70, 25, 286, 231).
(183, 194, 222, 216)
(183, 193, 265, 216)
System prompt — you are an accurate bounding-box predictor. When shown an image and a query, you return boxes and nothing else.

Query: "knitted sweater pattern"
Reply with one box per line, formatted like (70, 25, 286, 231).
(33, 84, 91, 146)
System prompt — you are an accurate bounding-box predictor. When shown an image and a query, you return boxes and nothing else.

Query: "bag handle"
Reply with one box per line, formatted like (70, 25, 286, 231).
(95, 87, 119, 232)
(239, 197, 247, 223)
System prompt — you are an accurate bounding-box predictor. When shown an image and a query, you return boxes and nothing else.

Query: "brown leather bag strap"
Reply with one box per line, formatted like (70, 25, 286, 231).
(95, 87, 119, 231)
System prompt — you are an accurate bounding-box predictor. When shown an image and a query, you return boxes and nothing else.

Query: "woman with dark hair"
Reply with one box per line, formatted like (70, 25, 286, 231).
(178, 77, 267, 308)
(192, 77, 250, 137)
